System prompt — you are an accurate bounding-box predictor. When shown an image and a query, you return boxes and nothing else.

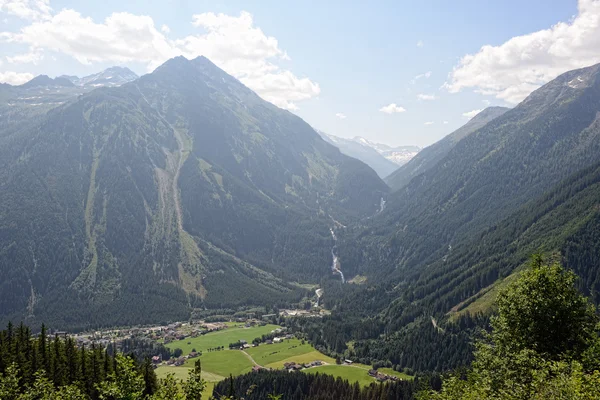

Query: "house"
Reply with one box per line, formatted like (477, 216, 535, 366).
(239, 339, 247, 344)
(174, 357, 185, 366)
(242, 344, 251, 349)
(188, 352, 198, 358)
(273, 337, 282, 343)
(252, 365, 262, 372)
(344, 359, 353, 365)
(152, 356, 161, 364)
(368, 369, 377, 377)
(265, 340, 273, 345)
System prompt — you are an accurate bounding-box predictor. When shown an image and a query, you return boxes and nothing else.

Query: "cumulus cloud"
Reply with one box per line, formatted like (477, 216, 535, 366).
(424, 121, 434, 125)
(417, 93, 437, 101)
(443, 121, 449, 124)
(463, 109, 482, 119)
(6, 47, 43, 64)
(335, 113, 347, 119)
(161, 24, 170, 34)
(446, 0, 600, 103)
(0, 0, 51, 20)
(379, 103, 406, 114)
(0, 70, 34, 84)
(416, 40, 424, 47)
(0, 9, 319, 110)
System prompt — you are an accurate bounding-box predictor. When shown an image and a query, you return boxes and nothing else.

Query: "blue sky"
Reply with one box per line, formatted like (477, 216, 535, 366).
(2, 0, 598, 147)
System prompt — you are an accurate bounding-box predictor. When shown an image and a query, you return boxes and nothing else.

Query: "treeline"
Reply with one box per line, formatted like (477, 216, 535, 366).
(106, 337, 171, 363)
(0, 323, 209, 399)
(0, 323, 156, 399)
(212, 369, 420, 400)
(422, 262, 600, 398)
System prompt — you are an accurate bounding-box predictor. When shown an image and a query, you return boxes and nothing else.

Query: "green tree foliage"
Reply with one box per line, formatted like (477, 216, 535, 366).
(213, 369, 418, 399)
(420, 261, 600, 399)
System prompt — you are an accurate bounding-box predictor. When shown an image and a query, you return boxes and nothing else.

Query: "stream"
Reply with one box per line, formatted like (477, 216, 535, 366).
(329, 228, 345, 283)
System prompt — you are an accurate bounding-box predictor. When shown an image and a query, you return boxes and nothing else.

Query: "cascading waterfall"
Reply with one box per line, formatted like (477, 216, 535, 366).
(329, 228, 345, 283)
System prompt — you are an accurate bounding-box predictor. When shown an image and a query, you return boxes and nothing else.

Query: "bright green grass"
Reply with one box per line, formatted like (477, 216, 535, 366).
(184, 350, 253, 377)
(264, 350, 335, 369)
(165, 324, 280, 354)
(305, 365, 377, 386)
(377, 368, 413, 381)
(154, 365, 222, 382)
(245, 339, 314, 366)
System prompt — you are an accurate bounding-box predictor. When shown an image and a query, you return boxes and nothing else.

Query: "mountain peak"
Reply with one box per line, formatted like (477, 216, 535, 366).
(20, 74, 75, 88)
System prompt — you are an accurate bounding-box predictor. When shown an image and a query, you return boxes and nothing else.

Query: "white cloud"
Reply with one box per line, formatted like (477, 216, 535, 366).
(6, 47, 43, 64)
(335, 113, 347, 119)
(411, 71, 432, 84)
(424, 121, 434, 125)
(0, 0, 51, 20)
(462, 109, 482, 119)
(0, 70, 34, 84)
(416, 40, 424, 47)
(446, 0, 600, 103)
(379, 103, 406, 114)
(161, 24, 170, 34)
(1, 10, 319, 110)
(443, 120, 449, 124)
(417, 93, 437, 101)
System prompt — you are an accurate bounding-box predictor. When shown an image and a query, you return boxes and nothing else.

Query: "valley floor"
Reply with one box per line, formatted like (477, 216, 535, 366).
(155, 322, 412, 398)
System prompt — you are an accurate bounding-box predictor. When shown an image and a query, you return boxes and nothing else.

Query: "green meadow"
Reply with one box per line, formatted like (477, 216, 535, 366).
(159, 324, 412, 395)
(164, 323, 280, 354)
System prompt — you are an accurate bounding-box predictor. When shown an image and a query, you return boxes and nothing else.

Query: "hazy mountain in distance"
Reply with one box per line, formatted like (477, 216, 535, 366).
(318, 132, 399, 178)
(359, 138, 421, 166)
(318, 132, 420, 178)
(19, 75, 76, 88)
(0, 56, 388, 329)
(61, 66, 139, 88)
(385, 106, 510, 191)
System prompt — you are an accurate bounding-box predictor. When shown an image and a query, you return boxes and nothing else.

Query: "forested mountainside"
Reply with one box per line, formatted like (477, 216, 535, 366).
(385, 106, 509, 191)
(291, 63, 600, 373)
(0, 56, 387, 330)
(295, 158, 600, 374)
(340, 63, 600, 284)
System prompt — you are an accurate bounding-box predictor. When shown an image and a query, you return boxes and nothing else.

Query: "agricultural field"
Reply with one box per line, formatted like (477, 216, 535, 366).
(246, 338, 332, 367)
(164, 323, 280, 354)
(158, 323, 411, 396)
(306, 364, 413, 387)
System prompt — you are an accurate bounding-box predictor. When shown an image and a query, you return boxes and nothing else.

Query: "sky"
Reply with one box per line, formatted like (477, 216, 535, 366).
(1, 0, 599, 147)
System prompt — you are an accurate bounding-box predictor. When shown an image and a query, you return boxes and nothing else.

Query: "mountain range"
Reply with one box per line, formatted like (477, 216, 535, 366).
(0, 57, 387, 329)
(1, 55, 600, 377)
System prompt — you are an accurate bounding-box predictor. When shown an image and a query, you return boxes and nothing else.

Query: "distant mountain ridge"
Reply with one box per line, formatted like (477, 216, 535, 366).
(385, 106, 510, 191)
(60, 66, 139, 87)
(318, 132, 419, 178)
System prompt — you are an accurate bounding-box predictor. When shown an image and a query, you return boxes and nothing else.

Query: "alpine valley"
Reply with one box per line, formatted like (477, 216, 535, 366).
(2, 55, 600, 384)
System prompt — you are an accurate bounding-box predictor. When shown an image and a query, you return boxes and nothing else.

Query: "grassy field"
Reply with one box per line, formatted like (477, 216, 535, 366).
(245, 338, 332, 366)
(265, 350, 336, 369)
(184, 350, 253, 376)
(305, 364, 412, 387)
(164, 324, 280, 355)
(158, 323, 412, 395)
(306, 365, 376, 386)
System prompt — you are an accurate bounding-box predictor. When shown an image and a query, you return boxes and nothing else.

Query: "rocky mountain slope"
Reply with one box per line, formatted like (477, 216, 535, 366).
(0, 56, 387, 329)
